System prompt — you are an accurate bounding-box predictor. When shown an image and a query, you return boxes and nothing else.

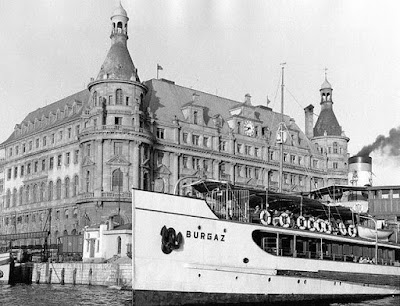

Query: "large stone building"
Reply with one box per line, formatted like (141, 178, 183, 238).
(0, 4, 349, 241)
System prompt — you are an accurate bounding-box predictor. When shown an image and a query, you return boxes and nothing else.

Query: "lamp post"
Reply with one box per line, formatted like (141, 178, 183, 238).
(359, 215, 378, 264)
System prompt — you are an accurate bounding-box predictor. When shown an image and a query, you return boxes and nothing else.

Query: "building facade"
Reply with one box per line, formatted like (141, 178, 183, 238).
(0, 4, 349, 244)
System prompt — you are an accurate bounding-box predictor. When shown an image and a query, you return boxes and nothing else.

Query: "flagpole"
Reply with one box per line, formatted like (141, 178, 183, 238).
(157, 66, 159, 79)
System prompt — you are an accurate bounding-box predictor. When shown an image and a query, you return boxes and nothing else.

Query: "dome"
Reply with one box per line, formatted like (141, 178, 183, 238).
(321, 78, 332, 90)
(112, 3, 127, 18)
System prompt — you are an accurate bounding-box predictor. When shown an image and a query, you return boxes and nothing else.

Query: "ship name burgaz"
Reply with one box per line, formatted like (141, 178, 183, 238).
(186, 230, 225, 242)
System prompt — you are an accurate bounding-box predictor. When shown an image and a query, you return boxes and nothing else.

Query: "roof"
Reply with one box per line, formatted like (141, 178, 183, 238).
(144, 79, 314, 150)
(321, 78, 332, 89)
(1, 89, 89, 145)
(112, 3, 127, 18)
(113, 223, 132, 230)
(313, 107, 342, 137)
(96, 41, 139, 82)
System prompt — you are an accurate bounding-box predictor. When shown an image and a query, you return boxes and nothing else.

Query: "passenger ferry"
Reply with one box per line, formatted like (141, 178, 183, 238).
(131, 180, 400, 305)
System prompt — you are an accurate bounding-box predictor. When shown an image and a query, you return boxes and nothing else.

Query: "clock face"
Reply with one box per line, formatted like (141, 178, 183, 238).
(244, 120, 255, 136)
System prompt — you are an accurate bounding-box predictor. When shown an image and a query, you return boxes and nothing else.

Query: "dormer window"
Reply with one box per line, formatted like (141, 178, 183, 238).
(193, 111, 198, 124)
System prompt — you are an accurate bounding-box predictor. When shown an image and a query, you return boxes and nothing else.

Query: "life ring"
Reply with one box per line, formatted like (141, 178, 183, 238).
(318, 219, 326, 233)
(314, 218, 322, 232)
(325, 221, 332, 234)
(279, 213, 290, 228)
(308, 217, 316, 231)
(348, 224, 357, 237)
(296, 216, 307, 230)
(260, 210, 271, 225)
(338, 222, 347, 236)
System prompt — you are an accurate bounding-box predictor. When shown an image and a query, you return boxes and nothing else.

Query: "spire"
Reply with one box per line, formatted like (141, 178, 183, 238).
(314, 73, 342, 137)
(95, 3, 139, 82)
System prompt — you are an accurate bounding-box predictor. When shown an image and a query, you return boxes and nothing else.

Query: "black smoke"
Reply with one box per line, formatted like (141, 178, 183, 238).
(357, 126, 400, 157)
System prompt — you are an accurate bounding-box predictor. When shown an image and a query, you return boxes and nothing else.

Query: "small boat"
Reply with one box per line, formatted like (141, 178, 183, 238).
(0, 252, 12, 285)
(357, 225, 393, 241)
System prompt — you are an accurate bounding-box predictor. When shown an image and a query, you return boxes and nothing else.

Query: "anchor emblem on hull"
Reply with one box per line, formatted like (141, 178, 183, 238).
(160, 226, 183, 254)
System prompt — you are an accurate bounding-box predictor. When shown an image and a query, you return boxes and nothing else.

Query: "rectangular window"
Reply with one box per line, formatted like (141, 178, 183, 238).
(42, 159, 46, 171)
(15, 146, 19, 155)
(68, 128, 72, 138)
(66, 152, 70, 165)
(14, 167, 18, 178)
(156, 128, 165, 139)
(59, 130, 63, 140)
(313, 160, 318, 168)
(236, 143, 242, 154)
(109, 95, 113, 105)
(298, 156, 302, 165)
(284, 173, 288, 184)
(299, 176, 304, 186)
(220, 141, 226, 151)
(7, 168, 11, 180)
(183, 156, 188, 168)
(57, 155, 62, 167)
(29, 141, 32, 150)
(51, 134, 55, 144)
(126, 96, 130, 105)
(192, 135, 199, 146)
(245, 166, 251, 178)
(23, 143, 26, 153)
(115, 117, 122, 125)
(87, 144, 91, 156)
(49, 157, 54, 170)
(333, 162, 338, 169)
(9, 148, 12, 157)
(283, 153, 288, 162)
(254, 147, 260, 157)
(43, 136, 47, 146)
(255, 168, 260, 179)
(157, 152, 164, 165)
(27, 163, 31, 174)
(76, 125, 80, 136)
(93, 119, 97, 127)
(182, 133, 188, 143)
(34, 161, 38, 172)
(193, 158, 200, 170)
(74, 150, 79, 163)
(114, 142, 123, 155)
(290, 155, 296, 164)
(203, 160, 209, 172)
(20, 165, 24, 177)
(36, 138, 39, 148)
(203, 137, 209, 147)
(244, 145, 251, 155)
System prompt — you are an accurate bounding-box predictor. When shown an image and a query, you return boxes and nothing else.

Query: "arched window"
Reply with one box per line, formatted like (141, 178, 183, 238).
(116, 89, 123, 105)
(32, 184, 38, 203)
(6, 189, 11, 208)
(92, 91, 97, 106)
(193, 111, 198, 125)
(63, 230, 68, 236)
(40, 182, 45, 201)
(48, 181, 53, 201)
(71, 229, 77, 235)
(117, 236, 122, 254)
(19, 187, 23, 206)
(25, 185, 30, 204)
(56, 179, 62, 199)
(73, 208, 78, 218)
(12, 188, 17, 207)
(112, 169, 123, 192)
(73, 175, 79, 196)
(65, 177, 70, 198)
(85, 171, 90, 192)
(64, 209, 69, 219)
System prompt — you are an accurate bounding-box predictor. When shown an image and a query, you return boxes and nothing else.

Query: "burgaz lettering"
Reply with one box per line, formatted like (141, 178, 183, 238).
(186, 230, 225, 242)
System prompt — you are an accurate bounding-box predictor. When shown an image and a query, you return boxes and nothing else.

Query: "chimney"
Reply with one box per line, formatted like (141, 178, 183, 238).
(304, 104, 314, 139)
(244, 93, 251, 105)
(192, 92, 199, 102)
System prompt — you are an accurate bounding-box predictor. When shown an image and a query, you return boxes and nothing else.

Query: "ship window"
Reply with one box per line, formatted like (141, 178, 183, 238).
(117, 236, 122, 254)
(393, 190, 400, 198)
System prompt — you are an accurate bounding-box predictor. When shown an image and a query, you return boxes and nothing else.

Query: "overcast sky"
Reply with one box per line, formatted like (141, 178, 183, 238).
(0, 0, 399, 185)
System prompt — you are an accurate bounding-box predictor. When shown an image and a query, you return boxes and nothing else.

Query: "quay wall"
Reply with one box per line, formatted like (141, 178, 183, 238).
(31, 262, 132, 287)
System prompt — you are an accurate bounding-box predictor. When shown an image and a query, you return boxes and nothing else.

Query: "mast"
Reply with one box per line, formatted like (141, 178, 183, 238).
(278, 63, 286, 193)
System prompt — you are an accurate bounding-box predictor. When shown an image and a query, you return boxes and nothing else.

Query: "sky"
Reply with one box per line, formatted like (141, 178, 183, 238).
(0, 0, 399, 185)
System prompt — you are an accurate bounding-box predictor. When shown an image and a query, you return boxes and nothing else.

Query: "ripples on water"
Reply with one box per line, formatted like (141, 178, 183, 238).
(0, 284, 133, 306)
(1, 284, 398, 306)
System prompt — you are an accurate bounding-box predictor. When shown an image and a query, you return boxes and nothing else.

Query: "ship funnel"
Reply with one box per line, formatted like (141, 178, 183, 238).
(348, 156, 372, 186)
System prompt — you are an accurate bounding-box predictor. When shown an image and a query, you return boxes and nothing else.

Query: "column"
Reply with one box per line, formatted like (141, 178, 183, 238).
(95, 139, 103, 197)
(131, 141, 140, 189)
(172, 153, 180, 191)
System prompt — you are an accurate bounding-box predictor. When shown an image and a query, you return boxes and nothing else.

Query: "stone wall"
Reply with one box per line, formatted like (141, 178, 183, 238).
(31, 262, 132, 288)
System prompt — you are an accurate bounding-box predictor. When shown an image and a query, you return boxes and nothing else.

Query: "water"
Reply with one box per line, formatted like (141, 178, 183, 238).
(0, 284, 133, 306)
(0, 284, 398, 306)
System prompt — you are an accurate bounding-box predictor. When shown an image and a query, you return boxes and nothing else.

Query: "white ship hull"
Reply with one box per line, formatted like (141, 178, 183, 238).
(0, 253, 11, 285)
(132, 190, 400, 305)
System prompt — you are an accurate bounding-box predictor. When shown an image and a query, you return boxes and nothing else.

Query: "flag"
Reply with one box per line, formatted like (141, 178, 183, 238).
(267, 95, 271, 106)
(157, 64, 163, 71)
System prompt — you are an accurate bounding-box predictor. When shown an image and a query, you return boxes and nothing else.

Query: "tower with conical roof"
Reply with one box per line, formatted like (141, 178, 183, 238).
(79, 3, 151, 218)
(305, 75, 350, 186)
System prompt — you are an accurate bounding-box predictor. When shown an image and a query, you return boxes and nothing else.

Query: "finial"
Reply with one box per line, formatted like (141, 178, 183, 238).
(324, 67, 328, 80)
